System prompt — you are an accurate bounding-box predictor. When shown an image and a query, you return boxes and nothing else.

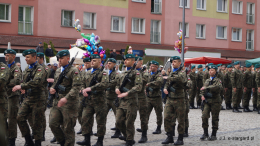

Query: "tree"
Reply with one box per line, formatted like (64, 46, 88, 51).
(105, 48, 110, 62)
(119, 45, 129, 71)
(43, 41, 58, 63)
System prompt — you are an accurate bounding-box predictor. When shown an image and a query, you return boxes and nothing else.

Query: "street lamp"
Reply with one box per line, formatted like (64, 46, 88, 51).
(181, 0, 186, 66)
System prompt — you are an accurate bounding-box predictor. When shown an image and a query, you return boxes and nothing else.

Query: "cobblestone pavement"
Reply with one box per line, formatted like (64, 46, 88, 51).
(16, 101, 260, 146)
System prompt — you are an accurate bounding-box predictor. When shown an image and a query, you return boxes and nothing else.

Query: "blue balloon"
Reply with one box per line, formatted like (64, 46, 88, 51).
(103, 54, 106, 59)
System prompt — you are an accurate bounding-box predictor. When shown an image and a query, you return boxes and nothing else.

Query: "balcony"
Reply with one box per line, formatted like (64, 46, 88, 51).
(150, 31, 161, 44)
(18, 21, 33, 35)
(246, 40, 254, 51)
(151, 2, 162, 14)
(246, 13, 255, 24)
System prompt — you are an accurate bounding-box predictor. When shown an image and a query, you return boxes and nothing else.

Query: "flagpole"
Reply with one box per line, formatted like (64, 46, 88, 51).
(181, 0, 186, 66)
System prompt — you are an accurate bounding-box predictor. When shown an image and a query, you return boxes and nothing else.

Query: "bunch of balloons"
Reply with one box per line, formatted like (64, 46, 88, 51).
(74, 19, 81, 32)
(174, 30, 188, 54)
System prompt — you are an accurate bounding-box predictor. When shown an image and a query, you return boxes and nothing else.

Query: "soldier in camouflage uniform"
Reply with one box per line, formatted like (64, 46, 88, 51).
(242, 63, 253, 112)
(162, 56, 186, 145)
(217, 64, 225, 110)
(4, 49, 21, 146)
(77, 54, 108, 146)
(189, 65, 197, 109)
(196, 65, 204, 108)
(203, 63, 213, 84)
(13, 49, 46, 146)
(134, 57, 149, 143)
(49, 50, 81, 146)
(230, 61, 243, 113)
(255, 64, 260, 114)
(252, 65, 258, 111)
(224, 65, 233, 110)
(200, 65, 222, 141)
(115, 54, 142, 146)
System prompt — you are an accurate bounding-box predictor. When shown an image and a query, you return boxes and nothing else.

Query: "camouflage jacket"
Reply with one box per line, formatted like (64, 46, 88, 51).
(106, 69, 118, 100)
(164, 69, 186, 99)
(230, 68, 243, 88)
(21, 63, 47, 101)
(197, 71, 204, 88)
(0, 63, 10, 104)
(203, 70, 210, 84)
(243, 70, 253, 88)
(224, 71, 232, 89)
(41, 64, 51, 90)
(52, 66, 81, 105)
(81, 69, 109, 105)
(255, 70, 260, 88)
(6, 63, 21, 97)
(137, 69, 149, 99)
(189, 71, 197, 88)
(252, 71, 257, 88)
(200, 77, 223, 103)
(116, 69, 142, 109)
(217, 71, 224, 84)
(146, 71, 163, 98)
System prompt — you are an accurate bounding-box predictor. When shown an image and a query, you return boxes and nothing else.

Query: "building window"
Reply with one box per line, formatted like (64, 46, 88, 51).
(179, 0, 190, 8)
(196, 24, 205, 39)
(232, 28, 242, 41)
(150, 20, 161, 44)
(216, 26, 227, 39)
(232, 0, 242, 14)
(132, 18, 145, 34)
(247, 3, 255, 24)
(151, 0, 162, 14)
(197, 0, 206, 10)
(179, 22, 189, 37)
(132, 0, 146, 3)
(246, 30, 254, 50)
(18, 6, 33, 35)
(83, 12, 96, 29)
(0, 3, 11, 22)
(217, 0, 227, 12)
(111, 16, 125, 32)
(61, 10, 74, 27)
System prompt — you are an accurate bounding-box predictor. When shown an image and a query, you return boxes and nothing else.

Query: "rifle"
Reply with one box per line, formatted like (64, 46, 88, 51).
(201, 75, 215, 111)
(141, 61, 149, 72)
(81, 60, 108, 107)
(146, 71, 158, 98)
(47, 52, 78, 106)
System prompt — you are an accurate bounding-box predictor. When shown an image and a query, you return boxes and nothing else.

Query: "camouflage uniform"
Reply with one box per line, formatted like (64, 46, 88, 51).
(81, 69, 109, 137)
(17, 63, 46, 141)
(230, 68, 243, 109)
(146, 72, 163, 127)
(188, 72, 197, 106)
(200, 77, 222, 131)
(224, 70, 232, 106)
(49, 66, 81, 145)
(6, 63, 21, 139)
(252, 71, 258, 109)
(203, 70, 210, 84)
(115, 69, 142, 140)
(255, 71, 260, 110)
(196, 71, 204, 105)
(217, 71, 225, 101)
(242, 70, 253, 108)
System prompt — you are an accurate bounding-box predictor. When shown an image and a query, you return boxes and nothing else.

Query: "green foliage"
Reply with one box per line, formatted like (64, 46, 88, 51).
(43, 41, 58, 63)
(119, 45, 129, 71)
(105, 48, 110, 62)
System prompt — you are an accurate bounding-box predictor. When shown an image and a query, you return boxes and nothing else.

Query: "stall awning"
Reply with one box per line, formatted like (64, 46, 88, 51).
(185, 57, 232, 64)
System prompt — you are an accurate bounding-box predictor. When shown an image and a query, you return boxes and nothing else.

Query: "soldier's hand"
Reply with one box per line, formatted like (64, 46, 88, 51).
(21, 90, 25, 94)
(233, 88, 236, 92)
(116, 89, 121, 95)
(201, 96, 205, 101)
(85, 87, 91, 92)
(58, 98, 67, 107)
(50, 88, 56, 94)
(47, 78, 54, 83)
(244, 87, 247, 92)
(163, 76, 168, 79)
(146, 83, 149, 86)
(225, 88, 227, 92)
(164, 89, 168, 94)
(258, 87, 260, 93)
(253, 88, 255, 92)
(12, 85, 21, 92)
(118, 92, 128, 98)
(83, 92, 88, 97)
(200, 87, 205, 90)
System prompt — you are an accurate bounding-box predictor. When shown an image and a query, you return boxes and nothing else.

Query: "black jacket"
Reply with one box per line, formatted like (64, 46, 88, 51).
(110, 52, 117, 60)
(45, 48, 54, 57)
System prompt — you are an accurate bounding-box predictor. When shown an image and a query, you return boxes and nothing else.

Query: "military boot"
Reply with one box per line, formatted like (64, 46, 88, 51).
(152, 125, 161, 134)
(200, 128, 209, 141)
(161, 132, 174, 144)
(42, 130, 45, 141)
(111, 129, 122, 138)
(119, 135, 126, 141)
(243, 106, 253, 112)
(172, 125, 175, 136)
(50, 137, 56, 143)
(138, 130, 147, 143)
(111, 127, 116, 131)
(59, 140, 65, 146)
(31, 132, 34, 139)
(136, 128, 142, 132)
(233, 107, 242, 113)
(8, 138, 16, 146)
(189, 103, 195, 109)
(174, 134, 184, 145)
(209, 130, 217, 141)
(258, 109, 260, 114)
(221, 106, 225, 110)
(238, 105, 243, 109)
(93, 133, 97, 136)
(93, 136, 104, 146)
(76, 133, 91, 146)
(24, 134, 34, 146)
(253, 105, 258, 111)
(34, 140, 41, 146)
(77, 128, 82, 134)
(125, 140, 135, 146)
(197, 103, 201, 109)
(183, 127, 189, 137)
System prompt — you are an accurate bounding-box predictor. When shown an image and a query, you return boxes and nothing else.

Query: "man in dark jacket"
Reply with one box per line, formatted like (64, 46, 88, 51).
(45, 45, 54, 57)
(35, 42, 44, 53)
(110, 49, 117, 60)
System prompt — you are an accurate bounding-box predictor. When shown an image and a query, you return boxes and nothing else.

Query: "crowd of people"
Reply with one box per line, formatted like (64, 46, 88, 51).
(1, 47, 259, 146)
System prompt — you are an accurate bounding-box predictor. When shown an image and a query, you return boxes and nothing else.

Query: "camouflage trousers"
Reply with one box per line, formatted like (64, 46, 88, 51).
(81, 102, 107, 137)
(17, 99, 45, 140)
(225, 88, 232, 104)
(49, 104, 78, 146)
(232, 88, 243, 108)
(106, 99, 117, 127)
(147, 97, 163, 126)
(8, 96, 19, 139)
(196, 87, 202, 105)
(257, 91, 260, 109)
(137, 97, 148, 131)
(116, 105, 137, 140)
(243, 88, 252, 107)
(164, 98, 185, 134)
(253, 89, 257, 106)
(202, 102, 221, 130)
(172, 98, 189, 129)
(0, 102, 7, 136)
(189, 87, 197, 104)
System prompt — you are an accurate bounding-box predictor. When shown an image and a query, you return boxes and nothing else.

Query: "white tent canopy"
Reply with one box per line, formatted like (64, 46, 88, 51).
(49, 47, 86, 65)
